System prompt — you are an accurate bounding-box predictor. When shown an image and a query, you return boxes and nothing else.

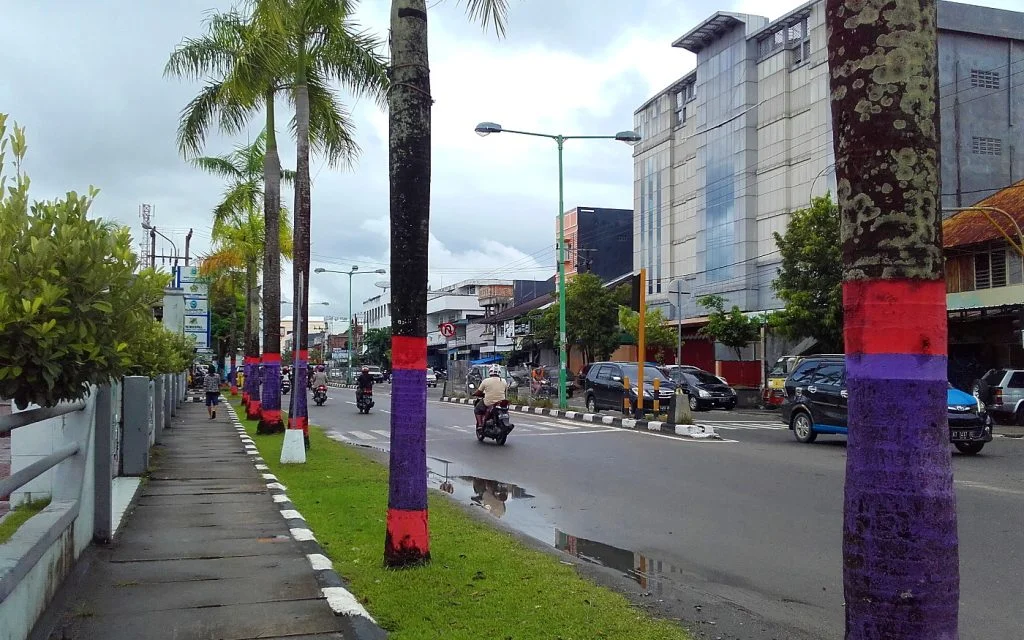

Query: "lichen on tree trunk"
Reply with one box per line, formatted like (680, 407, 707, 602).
(825, 0, 958, 638)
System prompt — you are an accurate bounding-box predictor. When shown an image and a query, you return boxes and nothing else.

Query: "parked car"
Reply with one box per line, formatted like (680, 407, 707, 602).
(365, 365, 385, 383)
(780, 355, 994, 454)
(582, 362, 676, 414)
(974, 368, 1024, 423)
(663, 365, 737, 411)
(466, 364, 519, 396)
(426, 368, 438, 387)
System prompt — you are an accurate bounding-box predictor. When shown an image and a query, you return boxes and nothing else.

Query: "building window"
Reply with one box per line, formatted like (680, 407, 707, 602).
(972, 137, 1002, 155)
(674, 91, 686, 126)
(757, 29, 785, 58)
(970, 69, 1001, 90)
(789, 18, 811, 67)
(974, 249, 1007, 289)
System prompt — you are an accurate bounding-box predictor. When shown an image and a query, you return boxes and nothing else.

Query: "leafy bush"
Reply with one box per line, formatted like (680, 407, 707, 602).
(0, 115, 174, 408)
(122, 320, 196, 379)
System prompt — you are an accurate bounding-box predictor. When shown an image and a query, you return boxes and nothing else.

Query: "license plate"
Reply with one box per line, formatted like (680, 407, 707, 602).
(952, 430, 972, 440)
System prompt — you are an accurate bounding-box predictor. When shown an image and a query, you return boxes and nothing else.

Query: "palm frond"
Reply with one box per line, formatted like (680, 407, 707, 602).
(297, 72, 360, 168)
(176, 82, 254, 158)
(311, 23, 389, 108)
(459, 0, 510, 36)
(202, 247, 245, 273)
(192, 155, 245, 180)
(278, 206, 294, 259)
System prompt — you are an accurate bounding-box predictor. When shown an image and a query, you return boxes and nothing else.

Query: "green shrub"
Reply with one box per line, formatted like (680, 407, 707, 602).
(0, 115, 173, 408)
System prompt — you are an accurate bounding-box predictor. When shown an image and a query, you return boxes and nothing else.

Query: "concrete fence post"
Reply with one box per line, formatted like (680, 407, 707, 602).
(93, 384, 114, 543)
(121, 376, 153, 475)
(153, 376, 165, 444)
(162, 374, 172, 430)
(170, 374, 178, 417)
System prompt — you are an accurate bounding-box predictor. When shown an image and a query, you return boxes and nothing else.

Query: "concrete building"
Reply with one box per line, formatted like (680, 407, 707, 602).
(633, 0, 1024, 320)
(559, 206, 634, 282)
(280, 316, 328, 351)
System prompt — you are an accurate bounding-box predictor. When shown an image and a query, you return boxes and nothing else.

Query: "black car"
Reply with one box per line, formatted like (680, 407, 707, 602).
(662, 365, 737, 411)
(780, 355, 994, 454)
(583, 362, 675, 414)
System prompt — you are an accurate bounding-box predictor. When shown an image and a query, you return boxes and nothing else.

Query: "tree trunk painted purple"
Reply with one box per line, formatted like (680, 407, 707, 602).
(825, 0, 958, 637)
(258, 93, 285, 434)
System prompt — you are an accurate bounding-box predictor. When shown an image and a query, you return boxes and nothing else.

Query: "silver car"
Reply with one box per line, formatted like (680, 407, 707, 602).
(976, 369, 1024, 423)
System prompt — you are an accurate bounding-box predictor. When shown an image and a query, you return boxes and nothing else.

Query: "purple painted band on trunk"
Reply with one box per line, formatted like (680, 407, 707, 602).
(388, 368, 428, 511)
(845, 353, 946, 382)
(844, 372, 959, 637)
(262, 361, 282, 412)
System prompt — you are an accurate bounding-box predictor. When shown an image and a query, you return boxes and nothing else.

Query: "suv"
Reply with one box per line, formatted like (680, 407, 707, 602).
(466, 364, 519, 395)
(583, 362, 676, 414)
(780, 356, 993, 454)
(365, 365, 385, 383)
(975, 369, 1024, 423)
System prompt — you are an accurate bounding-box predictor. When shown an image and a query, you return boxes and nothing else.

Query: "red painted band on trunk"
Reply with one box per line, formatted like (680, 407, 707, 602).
(288, 416, 308, 430)
(298, 350, 308, 359)
(843, 279, 947, 356)
(391, 336, 427, 370)
(385, 508, 430, 552)
(262, 353, 282, 363)
(261, 408, 281, 422)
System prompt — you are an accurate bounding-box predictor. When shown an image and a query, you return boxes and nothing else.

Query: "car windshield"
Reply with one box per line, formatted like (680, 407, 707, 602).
(619, 365, 669, 383)
(478, 365, 509, 378)
(768, 357, 797, 377)
(686, 370, 725, 385)
(983, 369, 1006, 385)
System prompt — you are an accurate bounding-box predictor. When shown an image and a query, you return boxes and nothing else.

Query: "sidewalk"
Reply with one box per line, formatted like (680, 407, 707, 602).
(36, 401, 364, 640)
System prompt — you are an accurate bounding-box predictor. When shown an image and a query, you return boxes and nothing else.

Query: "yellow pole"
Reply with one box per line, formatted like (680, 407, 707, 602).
(622, 375, 632, 414)
(637, 268, 647, 417)
(653, 377, 660, 414)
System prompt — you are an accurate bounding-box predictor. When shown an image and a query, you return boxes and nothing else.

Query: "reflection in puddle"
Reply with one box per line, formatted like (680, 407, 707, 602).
(554, 529, 681, 596)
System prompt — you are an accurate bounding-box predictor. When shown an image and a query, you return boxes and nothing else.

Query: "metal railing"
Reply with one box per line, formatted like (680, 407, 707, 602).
(0, 401, 87, 499)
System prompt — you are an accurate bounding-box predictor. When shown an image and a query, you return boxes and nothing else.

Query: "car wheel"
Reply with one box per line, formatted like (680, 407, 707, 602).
(688, 395, 701, 412)
(1016, 406, 1024, 426)
(585, 394, 597, 413)
(791, 412, 817, 443)
(724, 400, 736, 411)
(954, 441, 984, 455)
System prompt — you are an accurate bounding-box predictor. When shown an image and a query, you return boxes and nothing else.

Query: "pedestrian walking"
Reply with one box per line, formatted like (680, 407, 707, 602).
(204, 365, 221, 419)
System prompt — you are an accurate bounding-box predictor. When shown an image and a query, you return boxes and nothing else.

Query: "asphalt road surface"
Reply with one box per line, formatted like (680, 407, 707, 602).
(306, 385, 1024, 640)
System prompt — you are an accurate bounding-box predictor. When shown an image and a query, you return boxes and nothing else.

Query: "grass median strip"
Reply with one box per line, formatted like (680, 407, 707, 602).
(234, 405, 690, 640)
(0, 498, 51, 544)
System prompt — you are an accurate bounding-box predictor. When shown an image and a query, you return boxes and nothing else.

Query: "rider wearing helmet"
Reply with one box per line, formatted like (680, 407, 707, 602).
(311, 364, 328, 388)
(474, 365, 508, 427)
(356, 365, 374, 390)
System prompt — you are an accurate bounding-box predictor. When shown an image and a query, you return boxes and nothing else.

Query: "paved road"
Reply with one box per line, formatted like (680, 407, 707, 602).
(307, 386, 1024, 640)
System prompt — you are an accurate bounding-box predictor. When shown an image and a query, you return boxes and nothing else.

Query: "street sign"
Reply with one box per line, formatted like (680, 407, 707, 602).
(184, 315, 209, 332)
(183, 296, 208, 316)
(183, 281, 208, 297)
(176, 265, 201, 286)
(439, 322, 456, 338)
(185, 329, 210, 349)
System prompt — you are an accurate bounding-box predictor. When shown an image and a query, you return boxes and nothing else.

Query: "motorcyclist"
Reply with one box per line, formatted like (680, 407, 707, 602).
(474, 365, 508, 428)
(356, 366, 374, 390)
(311, 365, 328, 388)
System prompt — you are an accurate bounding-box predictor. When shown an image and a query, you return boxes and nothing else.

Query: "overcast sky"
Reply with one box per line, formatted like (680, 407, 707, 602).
(2, 0, 1019, 322)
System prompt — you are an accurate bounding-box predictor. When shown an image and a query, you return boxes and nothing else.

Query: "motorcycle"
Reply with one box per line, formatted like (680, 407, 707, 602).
(281, 376, 291, 395)
(475, 399, 514, 445)
(356, 387, 374, 414)
(313, 385, 328, 406)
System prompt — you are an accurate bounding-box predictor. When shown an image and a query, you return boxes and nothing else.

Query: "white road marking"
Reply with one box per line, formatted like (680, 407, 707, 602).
(328, 432, 351, 442)
(370, 429, 391, 438)
(955, 480, 1024, 496)
(348, 431, 375, 440)
(539, 421, 580, 430)
(524, 424, 554, 431)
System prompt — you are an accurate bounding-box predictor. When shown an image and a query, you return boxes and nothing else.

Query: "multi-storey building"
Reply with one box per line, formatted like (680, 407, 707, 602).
(558, 206, 634, 282)
(633, 0, 1024, 320)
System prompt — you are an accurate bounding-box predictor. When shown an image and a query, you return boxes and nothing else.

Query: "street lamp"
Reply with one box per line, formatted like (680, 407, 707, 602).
(944, 206, 1024, 257)
(474, 122, 641, 409)
(314, 266, 386, 379)
(141, 222, 179, 267)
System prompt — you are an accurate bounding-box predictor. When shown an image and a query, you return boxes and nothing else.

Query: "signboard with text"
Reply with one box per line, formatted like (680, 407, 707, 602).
(176, 265, 201, 286)
(183, 296, 208, 316)
(184, 315, 209, 333)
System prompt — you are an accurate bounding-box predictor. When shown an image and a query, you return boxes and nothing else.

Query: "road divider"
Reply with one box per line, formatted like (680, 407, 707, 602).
(438, 396, 720, 440)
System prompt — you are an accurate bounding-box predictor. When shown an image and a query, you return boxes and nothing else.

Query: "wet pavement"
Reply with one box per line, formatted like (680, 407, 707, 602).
(313, 385, 1024, 640)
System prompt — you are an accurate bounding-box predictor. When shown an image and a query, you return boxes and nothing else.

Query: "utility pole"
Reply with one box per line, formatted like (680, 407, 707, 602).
(149, 230, 156, 270)
(184, 228, 193, 266)
(825, 0, 958, 637)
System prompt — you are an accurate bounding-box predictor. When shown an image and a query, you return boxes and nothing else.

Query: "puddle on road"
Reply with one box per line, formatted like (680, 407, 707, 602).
(424, 456, 685, 596)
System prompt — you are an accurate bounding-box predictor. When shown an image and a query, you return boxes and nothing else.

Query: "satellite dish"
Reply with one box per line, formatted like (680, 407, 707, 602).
(374, 280, 391, 290)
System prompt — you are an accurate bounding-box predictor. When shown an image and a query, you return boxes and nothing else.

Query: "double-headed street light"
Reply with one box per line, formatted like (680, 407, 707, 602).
(314, 266, 386, 377)
(474, 122, 641, 409)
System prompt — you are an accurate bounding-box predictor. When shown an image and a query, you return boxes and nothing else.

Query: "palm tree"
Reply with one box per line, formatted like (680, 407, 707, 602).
(165, 9, 292, 434)
(824, 0, 958, 636)
(383, 0, 507, 567)
(192, 133, 295, 419)
(251, 0, 388, 447)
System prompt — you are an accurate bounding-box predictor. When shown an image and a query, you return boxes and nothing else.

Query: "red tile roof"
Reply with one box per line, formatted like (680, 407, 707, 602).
(943, 180, 1024, 249)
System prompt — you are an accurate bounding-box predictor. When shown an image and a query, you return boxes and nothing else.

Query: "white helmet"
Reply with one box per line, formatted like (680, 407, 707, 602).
(488, 364, 502, 377)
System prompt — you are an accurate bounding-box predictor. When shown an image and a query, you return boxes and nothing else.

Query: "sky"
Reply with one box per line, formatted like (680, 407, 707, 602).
(2, 0, 1021, 324)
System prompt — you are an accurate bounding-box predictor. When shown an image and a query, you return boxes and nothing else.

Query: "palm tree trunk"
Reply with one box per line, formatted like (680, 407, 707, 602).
(258, 92, 285, 433)
(230, 274, 240, 397)
(825, 1, 958, 637)
(385, 0, 431, 568)
(291, 71, 312, 449)
(245, 260, 262, 417)
(242, 265, 253, 409)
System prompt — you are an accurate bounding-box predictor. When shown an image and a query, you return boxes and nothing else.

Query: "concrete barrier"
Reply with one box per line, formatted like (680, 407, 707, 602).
(121, 377, 153, 476)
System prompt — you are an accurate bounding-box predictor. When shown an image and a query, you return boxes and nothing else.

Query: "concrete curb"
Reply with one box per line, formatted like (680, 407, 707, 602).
(225, 402, 388, 639)
(438, 397, 720, 440)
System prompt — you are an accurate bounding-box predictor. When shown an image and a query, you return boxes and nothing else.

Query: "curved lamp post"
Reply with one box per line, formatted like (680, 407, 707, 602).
(474, 122, 641, 409)
(944, 206, 1024, 257)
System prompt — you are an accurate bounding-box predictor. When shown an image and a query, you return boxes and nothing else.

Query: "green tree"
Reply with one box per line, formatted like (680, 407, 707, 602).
(386, 0, 510, 567)
(251, 0, 388, 438)
(697, 295, 762, 360)
(166, 9, 290, 429)
(619, 305, 676, 364)
(534, 274, 620, 365)
(0, 116, 173, 408)
(770, 194, 843, 352)
(363, 327, 392, 369)
(124, 321, 197, 379)
(209, 276, 245, 370)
